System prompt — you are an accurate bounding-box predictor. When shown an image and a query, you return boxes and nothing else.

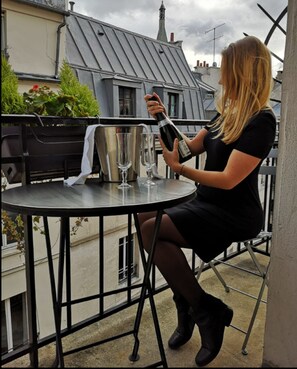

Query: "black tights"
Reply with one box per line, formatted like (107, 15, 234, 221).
(138, 211, 206, 311)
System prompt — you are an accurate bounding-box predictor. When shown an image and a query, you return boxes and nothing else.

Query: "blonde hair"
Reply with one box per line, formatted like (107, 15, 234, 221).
(212, 36, 273, 144)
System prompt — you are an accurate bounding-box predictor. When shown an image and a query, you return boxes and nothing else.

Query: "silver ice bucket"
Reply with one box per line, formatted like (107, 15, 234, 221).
(95, 125, 142, 182)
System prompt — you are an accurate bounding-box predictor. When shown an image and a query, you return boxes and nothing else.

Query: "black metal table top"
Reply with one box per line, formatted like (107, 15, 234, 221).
(1, 177, 197, 217)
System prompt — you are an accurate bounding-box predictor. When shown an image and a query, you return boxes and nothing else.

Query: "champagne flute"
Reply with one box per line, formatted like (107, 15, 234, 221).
(141, 132, 156, 187)
(116, 132, 132, 189)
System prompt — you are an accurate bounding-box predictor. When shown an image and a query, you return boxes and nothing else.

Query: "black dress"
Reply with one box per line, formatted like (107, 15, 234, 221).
(165, 110, 276, 262)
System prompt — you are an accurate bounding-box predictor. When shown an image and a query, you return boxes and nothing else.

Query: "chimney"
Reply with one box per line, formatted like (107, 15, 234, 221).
(170, 32, 174, 42)
(69, 1, 75, 11)
(203, 61, 206, 67)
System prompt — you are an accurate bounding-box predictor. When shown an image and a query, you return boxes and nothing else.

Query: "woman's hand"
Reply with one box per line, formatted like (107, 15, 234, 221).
(159, 137, 182, 173)
(144, 93, 168, 118)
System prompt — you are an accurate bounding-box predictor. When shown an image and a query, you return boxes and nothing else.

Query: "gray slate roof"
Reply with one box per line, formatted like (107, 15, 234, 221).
(66, 12, 205, 119)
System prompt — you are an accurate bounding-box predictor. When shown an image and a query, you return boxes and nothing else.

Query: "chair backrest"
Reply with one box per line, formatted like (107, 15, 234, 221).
(259, 148, 278, 176)
(259, 147, 278, 233)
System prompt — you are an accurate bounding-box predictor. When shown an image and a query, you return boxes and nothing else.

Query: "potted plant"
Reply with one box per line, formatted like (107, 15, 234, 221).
(2, 57, 100, 183)
(1, 56, 100, 251)
(1, 55, 100, 117)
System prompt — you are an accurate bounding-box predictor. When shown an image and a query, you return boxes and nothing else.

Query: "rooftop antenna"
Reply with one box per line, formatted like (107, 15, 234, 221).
(205, 23, 225, 66)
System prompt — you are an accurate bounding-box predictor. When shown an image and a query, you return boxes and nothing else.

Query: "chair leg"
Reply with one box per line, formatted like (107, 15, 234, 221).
(241, 266, 269, 355)
(196, 261, 205, 281)
(245, 243, 268, 287)
(209, 261, 230, 293)
(196, 261, 230, 293)
(196, 251, 269, 356)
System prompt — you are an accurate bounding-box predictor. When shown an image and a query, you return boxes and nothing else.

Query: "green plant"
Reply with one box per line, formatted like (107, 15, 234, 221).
(22, 60, 101, 117)
(1, 174, 87, 253)
(1, 55, 26, 114)
(1, 57, 100, 117)
(1, 209, 86, 253)
(59, 60, 100, 117)
(23, 84, 78, 117)
(1, 210, 45, 252)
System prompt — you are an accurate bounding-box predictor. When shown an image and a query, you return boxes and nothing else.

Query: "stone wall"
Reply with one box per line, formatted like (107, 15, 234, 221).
(263, 1, 297, 367)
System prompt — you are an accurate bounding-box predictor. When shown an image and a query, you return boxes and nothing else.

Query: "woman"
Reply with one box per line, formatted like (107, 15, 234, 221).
(140, 35, 276, 367)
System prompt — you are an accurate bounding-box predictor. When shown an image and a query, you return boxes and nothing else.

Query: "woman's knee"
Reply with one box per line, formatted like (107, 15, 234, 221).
(140, 218, 156, 252)
(138, 211, 157, 228)
(140, 213, 186, 253)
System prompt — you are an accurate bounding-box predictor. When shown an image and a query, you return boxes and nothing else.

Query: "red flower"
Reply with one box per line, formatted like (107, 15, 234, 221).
(32, 84, 39, 91)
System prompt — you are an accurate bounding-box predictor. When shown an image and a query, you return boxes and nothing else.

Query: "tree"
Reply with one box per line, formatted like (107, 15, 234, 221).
(59, 60, 100, 117)
(1, 55, 26, 114)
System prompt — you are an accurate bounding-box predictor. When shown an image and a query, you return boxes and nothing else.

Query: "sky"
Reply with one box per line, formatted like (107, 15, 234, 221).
(71, 0, 288, 76)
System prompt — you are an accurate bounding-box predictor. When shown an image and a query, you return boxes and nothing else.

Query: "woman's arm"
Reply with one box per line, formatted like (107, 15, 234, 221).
(162, 139, 261, 190)
(187, 128, 208, 156)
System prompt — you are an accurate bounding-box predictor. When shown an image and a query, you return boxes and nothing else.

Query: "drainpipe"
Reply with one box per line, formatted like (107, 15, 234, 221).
(55, 16, 67, 78)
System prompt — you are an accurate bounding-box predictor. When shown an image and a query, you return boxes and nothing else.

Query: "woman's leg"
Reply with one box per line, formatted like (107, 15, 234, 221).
(139, 212, 200, 349)
(139, 212, 233, 367)
(139, 212, 205, 312)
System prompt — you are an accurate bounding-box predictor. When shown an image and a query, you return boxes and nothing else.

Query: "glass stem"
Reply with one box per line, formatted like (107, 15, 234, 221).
(122, 169, 127, 184)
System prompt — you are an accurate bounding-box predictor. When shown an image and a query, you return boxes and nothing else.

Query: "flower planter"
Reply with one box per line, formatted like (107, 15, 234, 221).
(1, 122, 99, 184)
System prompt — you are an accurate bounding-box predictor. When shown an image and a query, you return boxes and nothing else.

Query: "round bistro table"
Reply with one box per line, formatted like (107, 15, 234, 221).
(2, 177, 196, 368)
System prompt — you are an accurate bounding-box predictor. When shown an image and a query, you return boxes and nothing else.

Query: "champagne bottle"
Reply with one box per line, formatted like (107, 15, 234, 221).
(148, 96, 192, 163)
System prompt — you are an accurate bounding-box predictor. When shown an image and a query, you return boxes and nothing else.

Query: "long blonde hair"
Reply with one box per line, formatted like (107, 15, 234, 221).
(212, 36, 273, 144)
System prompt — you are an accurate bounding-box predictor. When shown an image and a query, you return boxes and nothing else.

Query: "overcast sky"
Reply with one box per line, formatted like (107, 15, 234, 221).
(72, 0, 288, 76)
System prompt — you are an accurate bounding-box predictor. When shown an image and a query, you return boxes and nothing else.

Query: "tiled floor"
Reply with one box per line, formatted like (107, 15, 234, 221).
(3, 252, 269, 368)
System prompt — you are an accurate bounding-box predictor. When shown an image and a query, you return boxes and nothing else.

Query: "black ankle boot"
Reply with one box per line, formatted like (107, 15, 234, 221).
(168, 293, 195, 349)
(190, 294, 233, 367)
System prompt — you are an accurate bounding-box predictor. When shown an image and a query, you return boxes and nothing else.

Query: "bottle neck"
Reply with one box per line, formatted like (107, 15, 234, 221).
(155, 112, 167, 122)
(148, 96, 171, 123)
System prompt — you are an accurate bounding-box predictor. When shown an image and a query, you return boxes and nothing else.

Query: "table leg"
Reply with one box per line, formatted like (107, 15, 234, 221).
(129, 211, 168, 367)
(24, 215, 39, 367)
(43, 217, 68, 367)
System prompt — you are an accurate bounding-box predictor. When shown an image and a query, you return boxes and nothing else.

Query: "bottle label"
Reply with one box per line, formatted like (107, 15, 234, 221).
(158, 119, 169, 128)
(158, 118, 191, 160)
(178, 139, 191, 158)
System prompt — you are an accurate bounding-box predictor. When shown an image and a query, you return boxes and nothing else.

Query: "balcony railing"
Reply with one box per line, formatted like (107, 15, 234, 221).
(1, 114, 275, 365)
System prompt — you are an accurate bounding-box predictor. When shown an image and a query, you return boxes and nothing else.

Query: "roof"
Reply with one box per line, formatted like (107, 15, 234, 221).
(66, 13, 199, 89)
(196, 79, 217, 93)
(65, 12, 205, 119)
(15, 0, 69, 14)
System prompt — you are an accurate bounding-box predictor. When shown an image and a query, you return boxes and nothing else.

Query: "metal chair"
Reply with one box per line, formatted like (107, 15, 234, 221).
(196, 147, 278, 355)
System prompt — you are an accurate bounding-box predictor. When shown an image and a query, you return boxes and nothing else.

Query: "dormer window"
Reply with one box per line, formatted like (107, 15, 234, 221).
(119, 87, 135, 117)
(168, 93, 178, 118)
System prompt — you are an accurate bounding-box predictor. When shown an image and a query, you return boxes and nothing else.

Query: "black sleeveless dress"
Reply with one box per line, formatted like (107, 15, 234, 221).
(165, 110, 276, 262)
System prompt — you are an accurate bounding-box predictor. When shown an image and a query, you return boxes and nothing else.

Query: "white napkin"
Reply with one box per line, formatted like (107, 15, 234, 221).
(64, 124, 101, 186)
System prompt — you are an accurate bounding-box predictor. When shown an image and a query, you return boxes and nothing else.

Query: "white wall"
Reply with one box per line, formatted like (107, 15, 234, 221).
(2, 0, 66, 92)
(262, 1, 297, 367)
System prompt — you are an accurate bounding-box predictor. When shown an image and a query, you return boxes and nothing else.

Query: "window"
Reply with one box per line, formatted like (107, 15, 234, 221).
(168, 93, 178, 118)
(118, 235, 136, 282)
(119, 87, 135, 117)
(1, 294, 28, 354)
(1, 231, 8, 248)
